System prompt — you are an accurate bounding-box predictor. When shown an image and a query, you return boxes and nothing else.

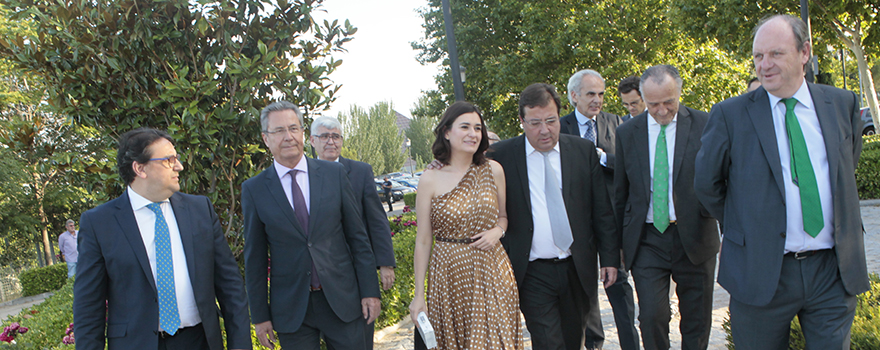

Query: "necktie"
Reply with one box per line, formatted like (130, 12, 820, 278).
(289, 170, 320, 288)
(146, 203, 181, 335)
(541, 151, 573, 251)
(584, 119, 597, 144)
(652, 124, 670, 233)
(782, 98, 824, 237)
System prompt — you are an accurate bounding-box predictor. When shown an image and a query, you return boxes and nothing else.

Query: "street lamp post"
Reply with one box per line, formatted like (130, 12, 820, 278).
(442, 0, 465, 101)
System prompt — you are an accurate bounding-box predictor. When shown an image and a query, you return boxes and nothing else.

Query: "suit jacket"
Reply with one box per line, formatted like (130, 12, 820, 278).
(614, 105, 720, 271)
(694, 84, 868, 306)
(339, 156, 396, 267)
(241, 157, 379, 333)
(74, 191, 251, 350)
(488, 134, 619, 296)
(560, 111, 622, 202)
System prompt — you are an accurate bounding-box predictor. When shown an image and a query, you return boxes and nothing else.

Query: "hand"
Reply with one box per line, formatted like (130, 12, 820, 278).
(379, 266, 396, 290)
(469, 226, 503, 251)
(596, 147, 605, 158)
(409, 297, 427, 328)
(425, 159, 445, 170)
(600, 266, 618, 289)
(362, 297, 381, 324)
(254, 320, 276, 349)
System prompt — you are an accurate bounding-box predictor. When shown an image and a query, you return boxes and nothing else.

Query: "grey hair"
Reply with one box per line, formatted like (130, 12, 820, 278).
(311, 116, 343, 135)
(566, 69, 605, 107)
(640, 65, 683, 93)
(66, 219, 75, 225)
(260, 101, 303, 132)
(754, 14, 809, 54)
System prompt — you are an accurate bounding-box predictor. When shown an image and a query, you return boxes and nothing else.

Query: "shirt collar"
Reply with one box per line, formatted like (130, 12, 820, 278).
(127, 186, 167, 211)
(766, 80, 812, 110)
(273, 156, 309, 179)
(647, 112, 678, 127)
(524, 136, 561, 157)
(574, 108, 596, 125)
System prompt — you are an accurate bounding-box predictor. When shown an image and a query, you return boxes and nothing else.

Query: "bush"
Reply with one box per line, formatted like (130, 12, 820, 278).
(375, 212, 417, 329)
(0, 279, 74, 349)
(723, 273, 880, 349)
(403, 192, 417, 208)
(857, 135, 880, 199)
(18, 264, 67, 297)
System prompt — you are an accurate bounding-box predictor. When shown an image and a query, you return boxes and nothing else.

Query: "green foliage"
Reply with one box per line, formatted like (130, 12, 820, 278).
(403, 192, 417, 208)
(405, 114, 437, 170)
(857, 135, 880, 199)
(376, 212, 417, 329)
(0, 279, 74, 350)
(339, 102, 407, 175)
(18, 264, 67, 297)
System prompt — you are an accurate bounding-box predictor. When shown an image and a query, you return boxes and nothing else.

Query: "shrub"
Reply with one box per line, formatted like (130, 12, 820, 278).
(857, 135, 880, 199)
(18, 264, 67, 297)
(0, 279, 74, 349)
(375, 212, 418, 329)
(403, 192, 417, 207)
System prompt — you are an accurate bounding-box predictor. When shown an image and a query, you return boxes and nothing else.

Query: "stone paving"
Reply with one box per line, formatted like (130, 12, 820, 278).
(375, 202, 880, 350)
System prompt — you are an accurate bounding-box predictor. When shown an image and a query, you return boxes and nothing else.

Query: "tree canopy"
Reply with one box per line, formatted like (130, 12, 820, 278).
(339, 101, 406, 176)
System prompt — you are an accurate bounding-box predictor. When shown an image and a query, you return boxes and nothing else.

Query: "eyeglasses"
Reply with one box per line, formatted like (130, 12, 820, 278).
(263, 125, 301, 136)
(149, 155, 180, 169)
(524, 117, 559, 127)
(315, 133, 342, 142)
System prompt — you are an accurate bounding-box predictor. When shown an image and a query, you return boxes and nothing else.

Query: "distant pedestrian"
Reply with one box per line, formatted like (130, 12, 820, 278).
(58, 220, 78, 278)
(383, 176, 394, 212)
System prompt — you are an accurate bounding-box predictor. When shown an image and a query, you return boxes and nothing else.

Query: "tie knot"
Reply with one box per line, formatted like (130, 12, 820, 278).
(783, 98, 798, 111)
(146, 202, 162, 214)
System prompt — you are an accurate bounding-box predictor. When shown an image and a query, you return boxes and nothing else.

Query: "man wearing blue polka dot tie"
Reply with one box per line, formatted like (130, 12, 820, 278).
(613, 65, 720, 350)
(74, 128, 251, 350)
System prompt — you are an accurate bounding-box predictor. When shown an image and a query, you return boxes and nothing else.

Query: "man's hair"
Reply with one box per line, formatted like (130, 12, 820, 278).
(754, 14, 810, 53)
(311, 116, 343, 135)
(566, 69, 604, 107)
(519, 83, 561, 118)
(618, 76, 641, 95)
(640, 65, 683, 93)
(747, 77, 760, 86)
(260, 101, 303, 132)
(66, 219, 75, 225)
(432, 101, 489, 166)
(117, 128, 174, 186)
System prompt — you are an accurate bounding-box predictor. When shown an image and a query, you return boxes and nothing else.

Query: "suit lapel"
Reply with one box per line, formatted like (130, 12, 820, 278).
(633, 116, 652, 200)
(114, 191, 157, 293)
(306, 157, 323, 235)
(747, 89, 786, 197)
(672, 106, 692, 188)
(512, 136, 532, 209)
(169, 193, 197, 286)
(558, 136, 574, 203)
(263, 167, 307, 239)
(598, 112, 612, 147)
(339, 157, 353, 175)
(809, 83, 840, 188)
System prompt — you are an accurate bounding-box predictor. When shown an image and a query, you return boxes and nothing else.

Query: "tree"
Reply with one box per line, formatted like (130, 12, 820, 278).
(412, 0, 751, 138)
(0, 0, 356, 260)
(673, 0, 880, 131)
(339, 101, 406, 176)
(407, 95, 440, 167)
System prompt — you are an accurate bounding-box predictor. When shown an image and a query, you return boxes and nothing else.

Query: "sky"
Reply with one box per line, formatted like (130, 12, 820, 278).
(316, 0, 442, 119)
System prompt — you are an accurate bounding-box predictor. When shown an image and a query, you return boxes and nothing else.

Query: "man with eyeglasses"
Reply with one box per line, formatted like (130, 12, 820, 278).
(489, 83, 619, 350)
(74, 128, 251, 350)
(242, 101, 380, 349)
(619, 76, 647, 123)
(309, 115, 396, 349)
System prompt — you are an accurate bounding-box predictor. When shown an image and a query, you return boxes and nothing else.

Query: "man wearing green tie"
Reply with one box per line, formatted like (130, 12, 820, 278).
(695, 15, 868, 349)
(613, 65, 720, 350)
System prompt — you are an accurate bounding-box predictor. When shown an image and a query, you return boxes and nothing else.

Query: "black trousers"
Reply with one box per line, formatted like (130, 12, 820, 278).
(277, 290, 367, 350)
(631, 224, 715, 350)
(384, 192, 393, 211)
(519, 258, 587, 350)
(158, 323, 208, 350)
(584, 266, 640, 350)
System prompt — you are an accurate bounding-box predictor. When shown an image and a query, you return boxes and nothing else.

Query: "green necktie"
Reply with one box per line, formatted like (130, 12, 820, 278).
(653, 124, 669, 233)
(782, 98, 823, 237)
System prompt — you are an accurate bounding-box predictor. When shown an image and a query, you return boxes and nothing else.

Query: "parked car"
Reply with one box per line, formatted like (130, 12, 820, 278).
(861, 107, 876, 136)
(375, 183, 404, 202)
(397, 178, 419, 189)
(388, 180, 416, 194)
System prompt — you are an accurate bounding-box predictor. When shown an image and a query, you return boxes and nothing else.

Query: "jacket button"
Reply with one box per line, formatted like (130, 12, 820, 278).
(780, 232, 786, 238)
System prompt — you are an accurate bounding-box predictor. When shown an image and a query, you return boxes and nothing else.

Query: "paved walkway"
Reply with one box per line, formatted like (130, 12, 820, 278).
(375, 202, 880, 349)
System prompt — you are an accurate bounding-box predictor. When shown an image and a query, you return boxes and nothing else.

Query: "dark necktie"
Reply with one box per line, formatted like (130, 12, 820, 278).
(289, 170, 320, 288)
(146, 202, 181, 335)
(782, 98, 823, 237)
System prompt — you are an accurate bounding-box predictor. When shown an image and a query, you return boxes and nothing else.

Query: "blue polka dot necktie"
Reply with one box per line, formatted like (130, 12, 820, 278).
(584, 118, 597, 144)
(653, 124, 670, 233)
(147, 202, 181, 335)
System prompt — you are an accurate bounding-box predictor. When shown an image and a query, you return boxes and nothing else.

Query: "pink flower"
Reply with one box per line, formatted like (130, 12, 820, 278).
(17, 327, 27, 334)
(0, 332, 13, 343)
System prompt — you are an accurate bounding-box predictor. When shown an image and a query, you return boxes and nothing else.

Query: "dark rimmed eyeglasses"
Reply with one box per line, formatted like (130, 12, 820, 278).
(149, 155, 181, 169)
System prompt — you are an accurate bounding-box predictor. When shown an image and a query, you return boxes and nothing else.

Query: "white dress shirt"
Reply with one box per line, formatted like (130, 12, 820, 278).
(767, 81, 834, 253)
(525, 140, 572, 260)
(273, 157, 311, 214)
(127, 187, 201, 330)
(646, 113, 678, 223)
(574, 109, 608, 166)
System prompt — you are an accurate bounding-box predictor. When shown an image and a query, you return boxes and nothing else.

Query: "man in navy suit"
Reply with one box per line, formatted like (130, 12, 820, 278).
(310, 115, 396, 349)
(74, 128, 251, 350)
(243, 101, 381, 349)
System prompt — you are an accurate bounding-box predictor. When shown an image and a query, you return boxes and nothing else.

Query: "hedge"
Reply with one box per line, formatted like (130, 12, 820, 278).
(403, 192, 417, 208)
(856, 135, 880, 199)
(376, 212, 417, 329)
(0, 279, 74, 349)
(18, 264, 67, 297)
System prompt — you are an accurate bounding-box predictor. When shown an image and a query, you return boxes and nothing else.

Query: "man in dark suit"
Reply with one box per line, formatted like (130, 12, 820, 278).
(243, 101, 381, 349)
(695, 15, 868, 349)
(490, 83, 619, 350)
(74, 128, 251, 350)
(614, 65, 719, 350)
(310, 115, 396, 349)
(560, 69, 638, 350)
(618, 76, 646, 123)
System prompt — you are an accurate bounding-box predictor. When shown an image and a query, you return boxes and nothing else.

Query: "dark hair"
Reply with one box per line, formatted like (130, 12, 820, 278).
(618, 76, 641, 95)
(747, 77, 760, 86)
(432, 101, 489, 166)
(518, 83, 561, 119)
(117, 128, 174, 186)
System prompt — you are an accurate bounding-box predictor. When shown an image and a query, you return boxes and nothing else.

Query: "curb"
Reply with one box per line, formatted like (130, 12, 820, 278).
(0, 292, 53, 308)
(861, 199, 880, 207)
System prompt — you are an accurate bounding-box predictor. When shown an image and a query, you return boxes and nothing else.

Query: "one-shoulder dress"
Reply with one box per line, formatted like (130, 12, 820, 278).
(427, 162, 523, 349)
